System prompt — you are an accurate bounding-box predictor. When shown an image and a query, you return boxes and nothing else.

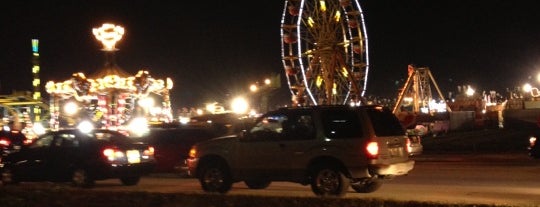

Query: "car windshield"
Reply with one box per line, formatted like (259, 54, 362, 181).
(90, 131, 132, 145)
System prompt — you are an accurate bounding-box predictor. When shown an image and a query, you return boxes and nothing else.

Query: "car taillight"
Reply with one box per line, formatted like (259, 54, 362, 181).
(0, 138, 10, 147)
(366, 141, 379, 159)
(103, 148, 125, 161)
(530, 137, 537, 147)
(143, 146, 155, 156)
(406, 138, 412, 153)
(23, 139, 33, 145)
(189, 147, 197, 158)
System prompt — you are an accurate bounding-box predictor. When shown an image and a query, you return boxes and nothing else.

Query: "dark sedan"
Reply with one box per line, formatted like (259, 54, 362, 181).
(0, 129, 155, 187)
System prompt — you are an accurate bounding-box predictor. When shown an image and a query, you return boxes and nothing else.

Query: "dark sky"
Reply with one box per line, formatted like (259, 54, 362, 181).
(2, 1, 540, 109)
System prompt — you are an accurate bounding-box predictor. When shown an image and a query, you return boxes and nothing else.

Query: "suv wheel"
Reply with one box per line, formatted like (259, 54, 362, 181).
(310, 166, 350, 197)
(244, 180, 271, 189)
(199, 161, 232, 193)
(351, 178, 383, 193)
(120, 176, 140, 186)
(72, 168, 95, 188)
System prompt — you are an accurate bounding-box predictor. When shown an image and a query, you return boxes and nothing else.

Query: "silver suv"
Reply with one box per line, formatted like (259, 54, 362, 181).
(186, 105, 415, 196)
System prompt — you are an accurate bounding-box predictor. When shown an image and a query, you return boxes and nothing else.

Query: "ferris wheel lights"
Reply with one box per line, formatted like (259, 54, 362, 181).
(319, 0, 327, 12)
(316, 76, 323, 87)
(307, 17, 315, 27)
(334, 11, 341, 22)
(341, 67, 349, 77)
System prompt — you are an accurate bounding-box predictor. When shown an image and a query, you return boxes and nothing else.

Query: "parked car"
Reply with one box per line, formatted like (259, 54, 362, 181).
(0, 129, 155, 187)
(187, 105, 415, 197)
(406, 135, 423, 156)
(136, 127, 218, 174)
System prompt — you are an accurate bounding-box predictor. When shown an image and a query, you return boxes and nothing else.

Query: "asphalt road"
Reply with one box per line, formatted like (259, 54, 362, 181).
(72, 152, 540, 207)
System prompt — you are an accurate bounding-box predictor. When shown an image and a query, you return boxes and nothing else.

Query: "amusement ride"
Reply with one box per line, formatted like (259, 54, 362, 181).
(45, 23, 173, 135)
(281, 0, 370, 106)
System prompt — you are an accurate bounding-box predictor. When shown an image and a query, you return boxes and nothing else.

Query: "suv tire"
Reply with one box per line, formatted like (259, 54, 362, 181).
(310, 165, 350, 196)
(198, 161, 232, 193)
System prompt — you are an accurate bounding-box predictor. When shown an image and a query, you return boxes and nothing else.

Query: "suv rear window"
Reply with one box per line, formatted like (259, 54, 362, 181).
(365, 107, 405, 136)
(321, 109, 362, 139)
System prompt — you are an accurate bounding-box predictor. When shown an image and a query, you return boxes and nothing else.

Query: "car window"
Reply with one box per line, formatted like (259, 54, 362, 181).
(249, 114, 288, 140)
(365, 107, 405, 136)
(92, 131, 130, 144)
(54, 133, 79, 147)
(282, 114, 315, 140)
(29, 134, 54, 149)
(321, 109, 363, 139)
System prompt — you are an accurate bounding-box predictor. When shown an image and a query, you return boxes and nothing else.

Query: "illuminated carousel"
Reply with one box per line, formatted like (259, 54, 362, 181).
(45, 23, 173, 134)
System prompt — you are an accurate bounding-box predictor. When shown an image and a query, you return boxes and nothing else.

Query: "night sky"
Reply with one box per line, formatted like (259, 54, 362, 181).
(2, 1, 540, 109)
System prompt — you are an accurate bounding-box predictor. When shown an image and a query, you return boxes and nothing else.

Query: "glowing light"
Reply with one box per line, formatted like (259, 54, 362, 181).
(319, 0, 327, 12)
(250, 84, 258, 92)
(523, 83, 532, 93)
(466, 86, 475, 97)
(77, 120, 94, 133)
(64, 102, 79, 115)
(334, 11, 341, 22)
(341, 67, 348, 78)
(128, 117, 149, 137)
(92, 23, 125, 51)
(264, 78, 271, 85)
(307, 17, 315, 28)
(231, 96, 249, 114)
(316, 75, 323, 87)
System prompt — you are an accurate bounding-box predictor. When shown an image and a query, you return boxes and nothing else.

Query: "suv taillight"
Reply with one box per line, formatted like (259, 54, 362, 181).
(366, 141, 379, 159)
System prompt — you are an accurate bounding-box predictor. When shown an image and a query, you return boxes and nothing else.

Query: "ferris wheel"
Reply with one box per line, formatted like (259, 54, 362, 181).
(281, 0, 369, 106)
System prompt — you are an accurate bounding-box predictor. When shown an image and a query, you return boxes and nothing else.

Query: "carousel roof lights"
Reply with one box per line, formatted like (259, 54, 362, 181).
(92, 23, 125, 51)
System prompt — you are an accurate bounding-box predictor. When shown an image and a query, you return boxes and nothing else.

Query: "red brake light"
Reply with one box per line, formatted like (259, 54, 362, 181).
(366, 141, 379, 159)
(143, 146, 155, 156)
(0, 138, 10, 147)
(103, 148, 115, 157)
(102, 147, 125, 161)
(406, 138, 412, 153)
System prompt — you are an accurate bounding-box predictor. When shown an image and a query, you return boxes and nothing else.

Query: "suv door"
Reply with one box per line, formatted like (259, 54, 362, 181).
(237, 113, 290, 178)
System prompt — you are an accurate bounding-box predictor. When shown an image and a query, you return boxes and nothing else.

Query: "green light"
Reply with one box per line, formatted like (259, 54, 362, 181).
(32, 39, 39, 53)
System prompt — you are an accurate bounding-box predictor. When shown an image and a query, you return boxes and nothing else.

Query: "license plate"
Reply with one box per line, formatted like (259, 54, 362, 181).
(127, 150, 141, 163)
(388, 147, 403, 157)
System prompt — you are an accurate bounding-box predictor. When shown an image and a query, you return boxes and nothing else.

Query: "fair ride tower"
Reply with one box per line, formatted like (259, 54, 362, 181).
(45, 23, 173, 132)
